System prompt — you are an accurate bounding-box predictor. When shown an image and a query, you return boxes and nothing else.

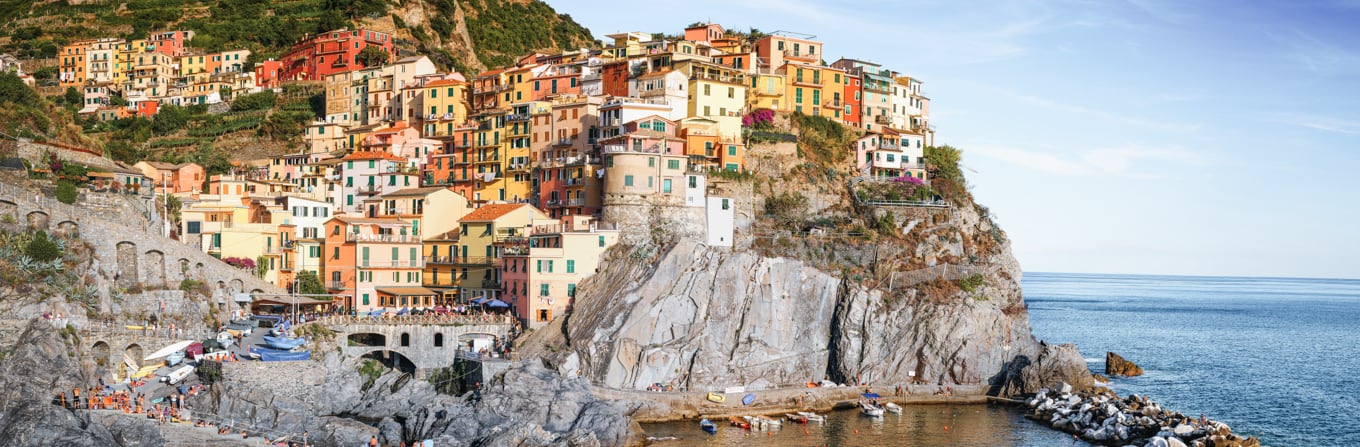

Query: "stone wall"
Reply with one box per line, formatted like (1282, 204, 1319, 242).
(330, 321, 513, 371)
(13, 138, 117, 171)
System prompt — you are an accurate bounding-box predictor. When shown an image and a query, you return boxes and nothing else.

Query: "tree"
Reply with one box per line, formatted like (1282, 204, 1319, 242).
(26, 231, 63, 262)
(63, 86, 81, 106)
(152, 104, 188, 134)
(356, 46, 389, 68)
(230, 91, 276, 111)
(295, 270, 326, 295)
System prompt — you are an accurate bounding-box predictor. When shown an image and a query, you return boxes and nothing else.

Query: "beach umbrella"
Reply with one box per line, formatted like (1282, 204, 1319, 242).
(485, 299, 510, 308)
(397, 308, 410, 316)
(470, 297, 490, 305)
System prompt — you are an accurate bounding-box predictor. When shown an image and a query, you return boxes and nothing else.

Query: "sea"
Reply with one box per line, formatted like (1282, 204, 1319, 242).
(640, 272, 1359, 446)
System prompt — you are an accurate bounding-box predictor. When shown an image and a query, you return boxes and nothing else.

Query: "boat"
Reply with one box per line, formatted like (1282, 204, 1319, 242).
(860, 402, 885, 417)
(699, 419, 717, 435)
(797, 411, 826, 422)
(262, 335, 306, 350)
(752, 415, 781, 427)
(165, 351, 185, 366)
(785, 413, 808, 424)
(706, 392, 725, 403)
(728, 416, 750, 429)
(163, 365, 194, 385)
(254, 347, 311, 362)
(742, 393, 756, 406)
(885, 402, 903, 414)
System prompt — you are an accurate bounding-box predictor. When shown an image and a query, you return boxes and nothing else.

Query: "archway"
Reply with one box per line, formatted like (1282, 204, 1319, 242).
(91, 341, 110, 367)
(434, 333, 444, 348)
(122, 344, 144, 380)
(56, 220, 79, 237)
(228, 279, 243, 294)
(360, 350, 418, 375)
(399, 332, 410, 347)
(347, 332, 387, 347)
(116, 242, 139, 289)
(26, 210, 49, 229)
(143, 250, 165, 288)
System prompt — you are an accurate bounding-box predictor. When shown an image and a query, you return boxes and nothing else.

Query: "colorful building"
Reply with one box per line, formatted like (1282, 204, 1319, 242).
(322, 216, 425, 312)
(454, 203, 553, 303)
(278, 29, 396, 82)
(502, 215, 620, 328)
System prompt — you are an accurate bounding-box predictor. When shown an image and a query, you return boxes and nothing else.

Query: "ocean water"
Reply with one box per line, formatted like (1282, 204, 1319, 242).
(1025, 272, 1360, 447)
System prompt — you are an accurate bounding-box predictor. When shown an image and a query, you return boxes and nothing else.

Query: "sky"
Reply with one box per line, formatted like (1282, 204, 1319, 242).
(548, 0, 1360, 279)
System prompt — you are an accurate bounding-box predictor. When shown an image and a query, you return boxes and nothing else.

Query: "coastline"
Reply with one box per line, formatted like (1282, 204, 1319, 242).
(591, 383, 990, 423)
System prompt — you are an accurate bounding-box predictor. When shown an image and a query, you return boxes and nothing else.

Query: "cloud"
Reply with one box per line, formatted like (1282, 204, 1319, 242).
(1000, 91, 1203, 133)
(970, 144, 1205, 178)
(1274, 113, 1360, 135)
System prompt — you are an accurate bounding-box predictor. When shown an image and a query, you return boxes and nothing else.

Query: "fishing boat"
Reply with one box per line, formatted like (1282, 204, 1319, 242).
(797, 411, 826, 422)
(163, 365, 194, 385)
(885, 402, 903, 414)
(262, 335, 306, 350)
(699, 419, 717, 435)
(728, 416, 750, 429)
(785, 413, 808, 424)
(255, 347, 311, 362)
(860, 402, 885, 417)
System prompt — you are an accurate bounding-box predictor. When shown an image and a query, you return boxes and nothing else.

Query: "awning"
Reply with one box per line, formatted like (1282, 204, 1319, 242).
(144, 340, 195, 360)
(862, 393, 882, 399)
(376, 287, 438, 297)
(470, 297, 490, 305)
(233, 293, 252, 303)
(485, 299, 510, 308)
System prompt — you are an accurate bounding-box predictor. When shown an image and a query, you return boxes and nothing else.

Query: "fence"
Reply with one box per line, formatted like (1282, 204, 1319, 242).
(848, 176, 950, 208)
(305, 313, 515, 326)
(887, 264, 989, 290)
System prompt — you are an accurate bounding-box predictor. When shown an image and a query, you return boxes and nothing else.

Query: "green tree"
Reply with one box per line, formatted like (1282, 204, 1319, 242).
(152, 104, 188, 134)
(63, 86, 81, 106)
(0, 73, 40, 106)
(356, 46, 390, 67)
(295, 270, 326, 295)
(55, 181, 78, 204)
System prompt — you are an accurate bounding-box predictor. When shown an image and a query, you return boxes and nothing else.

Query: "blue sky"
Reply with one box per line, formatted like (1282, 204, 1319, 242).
(550, 0, 1360, 279)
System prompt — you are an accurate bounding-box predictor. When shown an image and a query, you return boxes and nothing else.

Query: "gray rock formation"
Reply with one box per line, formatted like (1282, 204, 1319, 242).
(0, 320, 165, 447)
(994, 342, 1096, 396)
(193, 352, 640, 447)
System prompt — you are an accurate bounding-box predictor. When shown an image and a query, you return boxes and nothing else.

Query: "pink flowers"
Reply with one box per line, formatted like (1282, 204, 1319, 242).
(742, 109, 775, 128)
(891, 175, 924, 186)
(222, 257, 255, 270)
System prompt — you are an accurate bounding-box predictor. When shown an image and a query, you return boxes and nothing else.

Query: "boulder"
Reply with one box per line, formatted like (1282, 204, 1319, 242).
(996, 342, 1095, 396)
(1105, 352, 1144, 377)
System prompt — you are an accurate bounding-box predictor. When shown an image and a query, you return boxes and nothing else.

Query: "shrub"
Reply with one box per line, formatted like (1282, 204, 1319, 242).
(959, 274, 986, 293)
(764, 191, 808, 223)
(25, 231, 63, 262)
(55, 181, 78, 204)
(230, 91, 276, 112)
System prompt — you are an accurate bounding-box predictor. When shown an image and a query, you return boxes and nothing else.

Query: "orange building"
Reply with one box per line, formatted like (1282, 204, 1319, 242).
(323, 216, 425, 312)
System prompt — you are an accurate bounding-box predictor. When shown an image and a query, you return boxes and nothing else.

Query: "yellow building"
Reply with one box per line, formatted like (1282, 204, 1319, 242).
(420, 78, 470, 137)
(113, 39, 147, 88)
(454, 203, 553, 302)
(677, 60, 747, 141)
(422, 229, 462, 302)
(781, 61, 840, 119)
(747, 71, 787, 111)
(604, 32, 652, 59)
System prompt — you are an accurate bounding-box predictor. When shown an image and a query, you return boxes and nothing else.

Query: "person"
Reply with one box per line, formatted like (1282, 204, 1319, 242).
(368, 435, 379, 447)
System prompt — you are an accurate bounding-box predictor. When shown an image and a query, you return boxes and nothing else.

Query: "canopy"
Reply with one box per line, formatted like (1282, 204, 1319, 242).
(862, 393, 882, 399)
(470, 297, 490, 305)
(397, 308, 410, 315)
(144, 340, 195, 360)
(485, 299, 510, 308)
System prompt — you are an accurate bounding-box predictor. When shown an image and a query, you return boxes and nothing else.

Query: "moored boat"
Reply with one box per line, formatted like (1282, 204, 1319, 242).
(706, 392, 725, 403)
(860, 402, 885, 417)
(785, 413, 808, 423)
(728, 416, 750, 429)
(753, 415, 780, 427)
(885, 402, 903, 413)
(165, 351, 185, 366)
(262, 335, 306, 350)
(699, 418, 717, 434)
(797, 411, 826, 422)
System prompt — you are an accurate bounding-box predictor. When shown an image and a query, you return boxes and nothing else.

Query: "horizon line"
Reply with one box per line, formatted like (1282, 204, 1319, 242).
(1023, 271, 1360, 282)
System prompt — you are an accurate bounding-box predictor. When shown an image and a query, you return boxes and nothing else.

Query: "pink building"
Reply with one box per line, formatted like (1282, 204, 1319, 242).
(134, 161, 206, 194)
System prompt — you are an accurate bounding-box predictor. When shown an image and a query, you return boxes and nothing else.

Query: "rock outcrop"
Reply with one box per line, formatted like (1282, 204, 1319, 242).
(1106, 351, 1145, 377)
(0, 320, 165, 447)
(994, 342, 1096, 397)
(1025, 386, 1260, 447)
(193, 352, 640, 447)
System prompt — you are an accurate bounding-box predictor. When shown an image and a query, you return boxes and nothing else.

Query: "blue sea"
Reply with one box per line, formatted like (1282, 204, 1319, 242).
(641, 273, 1358, 446)
(1025, 272, 1360, 447)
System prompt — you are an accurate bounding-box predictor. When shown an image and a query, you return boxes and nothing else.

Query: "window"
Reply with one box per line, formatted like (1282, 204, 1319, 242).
(722, 199, 730, 210)
(598, 235, 606, 247)
(796, 88, 803, 103)
(547, 260, 554, 272)
(728, 145, 737, 156)
(689, 176, 697, 188)
(624, 175, 634, 187)
(648, 157, 655, 167)
(568, 283, 577, 297)
(566, 260, 575, 273)
(540, 283, 549, 296)
(704, 84, 711, 96)
(667, 159, 680, 170)
(362, 294, 369, 305)
(536, 260, 542, 273)
(728, 87, 734, 98)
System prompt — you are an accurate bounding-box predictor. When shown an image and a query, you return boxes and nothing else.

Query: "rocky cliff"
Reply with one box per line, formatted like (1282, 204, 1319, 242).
(522, 124, 1091, 399)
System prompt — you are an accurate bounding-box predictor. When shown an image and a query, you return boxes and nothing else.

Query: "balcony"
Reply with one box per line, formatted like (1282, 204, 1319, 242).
(565, 155, 598, 166)
(344, 233, 420, 243)
(507, 163, 530, 173)
(792, 77, 823, 87)
(449, 256, 493, 266)
(566, 197, 587, 207)
(784, 50, 819, 62)
(874, 115, 892, 125)
(480, 278, 501, 289)
(357, 185, 382, 195)
(878, 142, 901, 151)
(328, 281, 347, 290)
(507, 113, 531, 121)
(475, 153, 501, 163)
(602, 144, 667, 155)
(563, 177, 586, 187)
(553, 137, 577, 148)
(358, 260, 425, 268)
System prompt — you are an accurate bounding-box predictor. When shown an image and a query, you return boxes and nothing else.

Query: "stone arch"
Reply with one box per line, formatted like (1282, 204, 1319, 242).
(360, 350, 418, 374)
(399, 332, 410, 347)
(26, 210, 49, 229)
(116, 241, 139, 289)
(55, 220, 79, 237)
(123, 343, 144, 379)
(228, 279, 244, 295)
(348, 333, 387, 347)
(142, 250, 166, 288)
(433, 333, 444, 348)
(195, 263, 206, 281)
(91, 341, 111, 367)
(0, 199, 15, 216)
(249, 288, 263, 295)
(176, 258, 190, 284)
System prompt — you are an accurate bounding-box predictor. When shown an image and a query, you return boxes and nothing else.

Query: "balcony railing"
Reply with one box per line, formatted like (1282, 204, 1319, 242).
(328, 281, 347, 290)
(344, 233, 420, 243)
(507, 113, 531, 121)
(357, 185, 382, 195)
(566, 197, 587, 206)
(879, 142, 901, 150)
(563, 177, 585, 186)
(450, 256, 493, 266)
(359, 260, 425, 268)
(784, 50, 819, 61)
(874, 115, 892, 125)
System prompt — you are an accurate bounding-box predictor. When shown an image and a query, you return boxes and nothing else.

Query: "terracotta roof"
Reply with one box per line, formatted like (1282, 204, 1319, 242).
(637, 69, 675, 79)
(424, 79, 465, 88)
(341, 150, 405, 162)
(330, 216, 408, 225)
(458, 203, 532, 222)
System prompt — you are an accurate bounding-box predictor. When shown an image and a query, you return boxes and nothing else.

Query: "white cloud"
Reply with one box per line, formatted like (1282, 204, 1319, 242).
(970, 144, 1205, 178)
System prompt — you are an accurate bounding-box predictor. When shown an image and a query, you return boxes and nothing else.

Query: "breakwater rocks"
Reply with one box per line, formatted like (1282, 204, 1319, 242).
(1106, 352, 1144, 377)
(1025, 384, 1260, 447)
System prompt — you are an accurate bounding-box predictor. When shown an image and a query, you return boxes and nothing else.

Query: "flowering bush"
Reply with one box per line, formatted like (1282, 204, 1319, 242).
(742, 108, 775, 129)
(222, 257, 256, 270)
(892, 175, 925, 186)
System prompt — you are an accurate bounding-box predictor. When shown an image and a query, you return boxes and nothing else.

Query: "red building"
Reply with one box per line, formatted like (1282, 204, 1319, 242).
(842, 70, 862, 128)
(427, 126, 479, 200)
(135, 100, 160, 118)
(254, 60, 284, 88)
(279, 29, 396, 82)
(147, 31, 193, 57)
(600, 60, 631, 98)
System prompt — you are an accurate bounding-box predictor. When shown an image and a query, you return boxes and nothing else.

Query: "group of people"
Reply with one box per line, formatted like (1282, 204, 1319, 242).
(55, 381, 204, 418)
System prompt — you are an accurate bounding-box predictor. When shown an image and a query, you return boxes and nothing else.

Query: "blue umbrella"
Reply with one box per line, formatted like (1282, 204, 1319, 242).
(485, 299, 510, 308)
(862, 393, 881, 399)
(470, 297, 490, 305)
(397, 308, 410, 316)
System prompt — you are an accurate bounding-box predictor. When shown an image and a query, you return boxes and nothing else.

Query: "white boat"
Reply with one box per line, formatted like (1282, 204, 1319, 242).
(885, 402, 903, 414)
(860, 402, 885, 417)
(163, 365, 194, 385)
(745, 415, 780, 427)
(797, 411, 826, 422)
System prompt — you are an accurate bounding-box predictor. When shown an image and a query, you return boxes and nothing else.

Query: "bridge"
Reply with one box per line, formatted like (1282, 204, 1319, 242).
(306, 315, 516, 377)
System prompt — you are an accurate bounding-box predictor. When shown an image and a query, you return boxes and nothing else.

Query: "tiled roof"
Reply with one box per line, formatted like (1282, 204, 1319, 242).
(458, 203, 531, 222)
(341, 150, 405, 162)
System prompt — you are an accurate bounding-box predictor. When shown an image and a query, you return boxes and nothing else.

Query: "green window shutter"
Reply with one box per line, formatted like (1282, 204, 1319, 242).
(567, 260, 575, 273)
(536, 260, 542, 273)
(547, 260, 553, 272)
(598, 236, 605, 247)
(568, 283, 576, 297)
(392, 247, 398, 260)
(540, 283, 549, 296)
(362, 294, 369, 305)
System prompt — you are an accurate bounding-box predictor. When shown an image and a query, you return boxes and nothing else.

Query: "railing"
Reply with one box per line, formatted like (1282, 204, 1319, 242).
(359, 259, 424, 268)
(328, 281, 347, 290)
(792, 77, 823, 86)
(563, 178, 584, 186)
(565, 197, 587, 207)
(602, 144, 667, 155)
(879, 142, 901, 150)
(874, 115, 892, 125)
(507, 113, 531, 121)
(308, 314, 515, 326)
(565, 155, 598, 166)
(784, 50, 818, 60)
(446, 256, 493, 266)
(344, 233, 420, 243)
(357, 185, 382, 195)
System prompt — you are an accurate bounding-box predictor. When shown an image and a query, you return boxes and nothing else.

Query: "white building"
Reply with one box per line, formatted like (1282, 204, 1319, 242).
(705, 196, 734, 247)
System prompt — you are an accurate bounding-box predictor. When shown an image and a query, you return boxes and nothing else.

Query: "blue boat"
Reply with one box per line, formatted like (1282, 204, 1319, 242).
(699, 418, 717, 435)
(254, 347, 311, 362)
(262, 335, 306, 350)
